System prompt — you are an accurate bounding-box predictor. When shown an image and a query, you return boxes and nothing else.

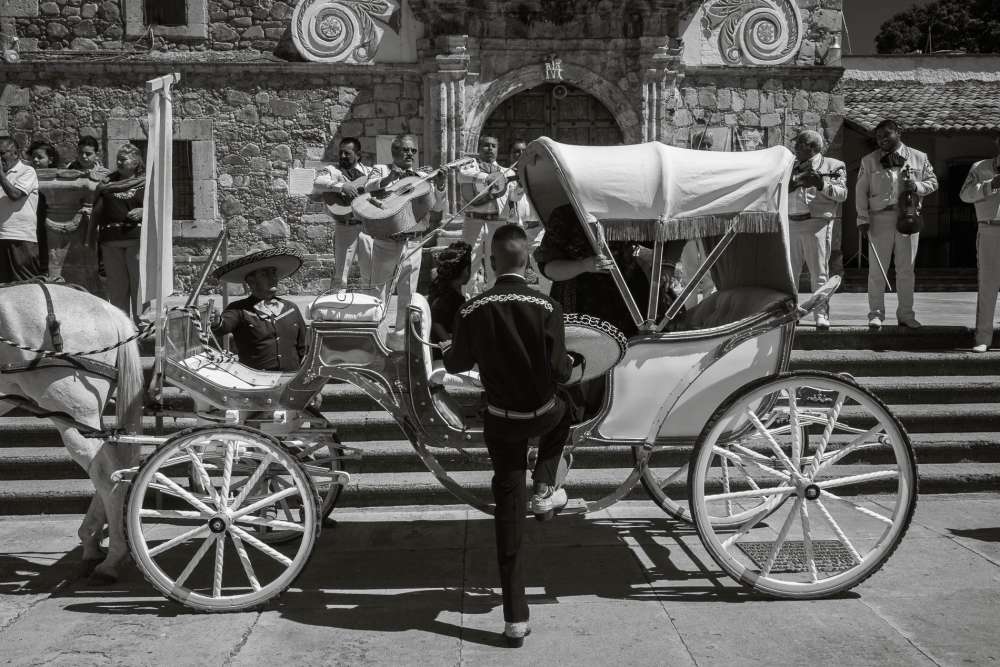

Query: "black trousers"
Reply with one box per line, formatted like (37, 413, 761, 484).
(0, 239, 42, 283)
(483, 397, 571, 623)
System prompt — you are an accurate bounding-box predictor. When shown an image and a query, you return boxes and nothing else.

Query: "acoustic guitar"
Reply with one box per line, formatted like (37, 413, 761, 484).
(351, 157, 476, 239)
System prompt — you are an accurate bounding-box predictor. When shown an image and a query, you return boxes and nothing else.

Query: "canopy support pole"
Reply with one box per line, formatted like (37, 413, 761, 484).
(655, 219, 743, 332)
(644, 239, 664, 331)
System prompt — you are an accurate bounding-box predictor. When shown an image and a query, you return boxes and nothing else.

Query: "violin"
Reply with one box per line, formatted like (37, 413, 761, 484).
(896, 165, 923, 235)
(351, 157, 475, 239)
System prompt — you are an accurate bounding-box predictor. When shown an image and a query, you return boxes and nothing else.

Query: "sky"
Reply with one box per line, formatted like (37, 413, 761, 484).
(843, 0, 937, 54)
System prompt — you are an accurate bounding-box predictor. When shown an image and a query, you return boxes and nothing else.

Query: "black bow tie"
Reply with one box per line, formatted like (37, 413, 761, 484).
(880, 152, 907, 170)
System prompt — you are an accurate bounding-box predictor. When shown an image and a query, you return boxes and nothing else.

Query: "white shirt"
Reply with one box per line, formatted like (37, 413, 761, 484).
(457, 160, 513, 215)
(313, 162, 373, 219)
(0, 160, 39, 242)
(369, 163, 447, 214)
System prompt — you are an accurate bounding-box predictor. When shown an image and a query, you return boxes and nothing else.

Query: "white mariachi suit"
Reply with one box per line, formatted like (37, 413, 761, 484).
(313, 162, 374, 289)
(366, 163, 447, 347)
(788, 153, 848, 322)
(458, 159, 514, 295)
(960, 157, 1000, 347)
(507, 182, 550, 294)
(855, 144, 938, 323)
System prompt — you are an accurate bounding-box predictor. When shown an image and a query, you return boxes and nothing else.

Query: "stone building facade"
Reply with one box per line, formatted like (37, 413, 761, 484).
(0, 0, 846, 293)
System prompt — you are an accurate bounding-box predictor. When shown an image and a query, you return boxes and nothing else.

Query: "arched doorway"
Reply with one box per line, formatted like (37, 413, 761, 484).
(481, 83, 624, 160)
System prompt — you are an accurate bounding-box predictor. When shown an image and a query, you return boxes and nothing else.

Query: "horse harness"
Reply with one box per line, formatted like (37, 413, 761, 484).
(0, 279, 119, 383)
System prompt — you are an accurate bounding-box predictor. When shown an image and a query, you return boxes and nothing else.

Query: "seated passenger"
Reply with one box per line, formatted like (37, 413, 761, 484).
(429, 241, 471, 358)
(211, 247, 307, 372)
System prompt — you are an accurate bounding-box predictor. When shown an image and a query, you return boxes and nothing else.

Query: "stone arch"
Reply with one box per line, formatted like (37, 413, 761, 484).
(463, 62, 642, 153)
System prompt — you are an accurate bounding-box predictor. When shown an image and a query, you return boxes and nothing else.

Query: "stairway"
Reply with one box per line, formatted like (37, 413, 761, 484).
(1, 326, 998, 515)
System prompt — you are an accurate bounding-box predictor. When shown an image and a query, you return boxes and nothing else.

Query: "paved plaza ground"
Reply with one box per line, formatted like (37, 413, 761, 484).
(0, 494, 998, 666)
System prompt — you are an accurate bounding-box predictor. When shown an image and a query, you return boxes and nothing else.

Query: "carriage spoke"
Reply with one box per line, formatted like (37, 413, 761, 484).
(230, 526, 293, 567)
(149, 524, 210, 558)
(761, 496, 801, 577)
(820, 490, 894, 525)
(139, 509, 209, 521)
(799, 500, 819, 582)
(813, 426, 885, 474)
(786, 386, 802, 469)
(219, 440, 236, 506)
(268, 476, 299, 522)
(230, 486, 300, 521)
(187, 449, 220, 506)
(229, 453, 276, 511)
(174, 533, 217, 589)
(817, 469, 898, 490)
(229, 531, 261, 592)
(746, 411, 803, 479)
(815, 499, 862, 564)
(810, 391, 846, 475)
(729, 443, 792, 481)
(720, 452, 733, 516)
(212, 531, 225, 598)
(234, 515, 305, 532)
(153, 473, 216, 515)
(721, 491, 794, 549)
(706, 485, 795, 502)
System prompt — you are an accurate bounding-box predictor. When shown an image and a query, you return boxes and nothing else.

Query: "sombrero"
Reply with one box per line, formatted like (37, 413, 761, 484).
(562, 313, 628, 386)
(213, 246, 303, 284)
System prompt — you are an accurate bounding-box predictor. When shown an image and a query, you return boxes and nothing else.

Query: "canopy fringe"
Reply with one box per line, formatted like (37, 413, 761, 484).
(599, 211, 782, 242)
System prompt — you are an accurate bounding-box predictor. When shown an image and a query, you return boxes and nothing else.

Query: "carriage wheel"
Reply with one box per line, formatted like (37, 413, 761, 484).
(688, 372, 917, 599)
(126, 426, 319, 612)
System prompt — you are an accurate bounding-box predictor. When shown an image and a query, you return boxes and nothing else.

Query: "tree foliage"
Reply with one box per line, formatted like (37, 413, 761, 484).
(875, 0, 1000, 54)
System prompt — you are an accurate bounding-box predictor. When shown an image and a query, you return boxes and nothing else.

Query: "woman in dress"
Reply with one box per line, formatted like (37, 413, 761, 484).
(89, 143, 145, 322)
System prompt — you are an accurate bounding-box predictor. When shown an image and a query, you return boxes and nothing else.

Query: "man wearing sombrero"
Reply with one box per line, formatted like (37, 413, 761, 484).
(211, 246, 307, 372)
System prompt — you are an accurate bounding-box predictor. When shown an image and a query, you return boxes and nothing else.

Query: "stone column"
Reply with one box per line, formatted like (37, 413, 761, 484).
(640, 44, 682, 144)
(424, 35, 469, 214)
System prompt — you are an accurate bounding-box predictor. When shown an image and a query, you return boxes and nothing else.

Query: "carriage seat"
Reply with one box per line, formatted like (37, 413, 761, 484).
(177, 352, 295, 391)
(410, 293, 483, 390)
(310, 289, 386, 323)
(671, 287, 793, 331)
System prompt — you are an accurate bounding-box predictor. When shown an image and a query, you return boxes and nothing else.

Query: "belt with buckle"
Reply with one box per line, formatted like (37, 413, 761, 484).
(487, 396, 556, 420)
(467, 212, 502, 221)
(788, 213, 812, 222)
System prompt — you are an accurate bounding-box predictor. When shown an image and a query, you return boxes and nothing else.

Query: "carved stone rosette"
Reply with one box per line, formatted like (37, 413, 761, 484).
(702, 0, 803, 66)
(290, 0, 400, 64)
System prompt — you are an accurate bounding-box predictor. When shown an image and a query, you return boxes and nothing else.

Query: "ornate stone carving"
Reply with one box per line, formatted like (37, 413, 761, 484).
(702, 0, 802, 66)
(544, 55, 564, 81)
(290, 0, 401, 64)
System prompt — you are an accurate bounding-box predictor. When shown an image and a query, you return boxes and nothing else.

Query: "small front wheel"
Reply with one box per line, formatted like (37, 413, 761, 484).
(688, 372, 917, 599)
(126, 426, 320, 612)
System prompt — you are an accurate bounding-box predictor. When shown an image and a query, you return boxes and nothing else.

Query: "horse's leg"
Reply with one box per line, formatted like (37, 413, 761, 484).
(60, 425, 140, 583)
(79, 495, 108, 560)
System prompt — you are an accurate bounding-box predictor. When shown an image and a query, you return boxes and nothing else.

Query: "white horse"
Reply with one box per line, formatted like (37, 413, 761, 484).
(0, 283, 143, 583)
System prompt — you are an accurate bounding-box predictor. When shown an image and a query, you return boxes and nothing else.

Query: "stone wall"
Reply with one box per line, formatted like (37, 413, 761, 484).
(1, 61, 422, 294)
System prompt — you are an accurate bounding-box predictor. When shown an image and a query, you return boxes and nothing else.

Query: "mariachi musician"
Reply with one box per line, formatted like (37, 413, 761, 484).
(365, 133, 447, 351)
(856, 119, 937, 330)
(312, 137, 375, 290)
(788, 130, 847, 331)
(458, 135, 515, 295)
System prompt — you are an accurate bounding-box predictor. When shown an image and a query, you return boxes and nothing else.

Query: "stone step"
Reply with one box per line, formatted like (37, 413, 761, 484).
(1, 462, 997, 515)
(793, 326, 996, 352)
(3, 432, 997, 482)
(790, 350, 1000, 376)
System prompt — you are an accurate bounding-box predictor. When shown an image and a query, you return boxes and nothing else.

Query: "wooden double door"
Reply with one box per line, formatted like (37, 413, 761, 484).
(481, 83, 623, 163)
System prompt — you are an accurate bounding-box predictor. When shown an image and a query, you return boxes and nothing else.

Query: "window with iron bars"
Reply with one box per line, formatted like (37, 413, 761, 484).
(144, 0, 187, 27)
(132, 140, 195, 220)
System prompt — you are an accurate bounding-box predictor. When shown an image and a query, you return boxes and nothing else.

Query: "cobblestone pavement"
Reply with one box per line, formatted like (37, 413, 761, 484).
(1, 495, 998, 666)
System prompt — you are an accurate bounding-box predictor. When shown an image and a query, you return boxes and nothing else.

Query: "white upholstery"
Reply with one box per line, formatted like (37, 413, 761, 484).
(179, 352, 290, 390)
(310, 289, 385, 322)
(410, 293, 483, 389)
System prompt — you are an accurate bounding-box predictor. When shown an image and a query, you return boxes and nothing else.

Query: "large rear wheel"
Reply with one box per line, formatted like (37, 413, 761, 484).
(688, 372, 917, 599)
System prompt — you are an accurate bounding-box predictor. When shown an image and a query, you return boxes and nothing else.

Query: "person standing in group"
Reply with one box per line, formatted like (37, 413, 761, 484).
(961, 131, 1000, 353)
(27, 140, 58, 278)
(313, 137, 375, 290)
(442, 224, 573, 648)
(506, 139, 550, 294)
(0, 136, 42, 283)
(788, 130, 847, 330)
(855, 119, 937, 330)
(67, 135, 104, 174)
(88, 143, 145, 322)
(458, 135, 514, 295)
(363, 133, 447, 350)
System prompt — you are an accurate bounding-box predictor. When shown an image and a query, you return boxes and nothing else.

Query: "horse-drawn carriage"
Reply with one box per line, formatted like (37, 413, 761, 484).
(0, 137, 916, 613)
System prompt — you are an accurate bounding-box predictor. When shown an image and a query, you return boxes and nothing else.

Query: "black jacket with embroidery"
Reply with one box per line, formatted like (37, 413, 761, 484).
(212, 296, 307, 372)
(443, 274, 571, 412)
